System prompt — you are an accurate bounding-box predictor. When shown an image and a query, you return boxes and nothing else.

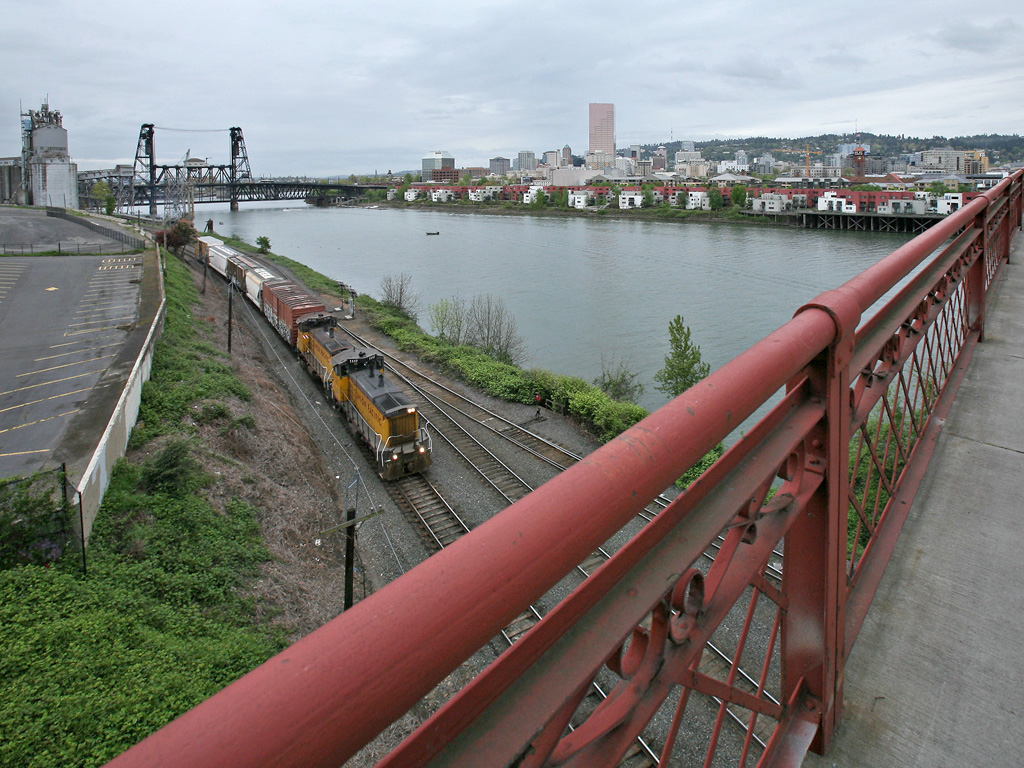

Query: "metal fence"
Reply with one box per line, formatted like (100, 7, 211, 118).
(1, 241, 141, 255)
(0, 464, 80, 571)
(106, 170, 1023, 768)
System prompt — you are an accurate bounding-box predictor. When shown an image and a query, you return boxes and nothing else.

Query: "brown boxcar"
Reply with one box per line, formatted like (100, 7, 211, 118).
(262, 280, 327, 347)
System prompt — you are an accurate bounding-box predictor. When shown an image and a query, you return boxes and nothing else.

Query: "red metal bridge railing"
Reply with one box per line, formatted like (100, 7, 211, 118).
(107, 170, 1022, 768)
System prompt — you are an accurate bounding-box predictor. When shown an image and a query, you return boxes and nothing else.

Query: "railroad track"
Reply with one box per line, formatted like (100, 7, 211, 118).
(343, 327, 781, 761)
(390, 474, 471, 552)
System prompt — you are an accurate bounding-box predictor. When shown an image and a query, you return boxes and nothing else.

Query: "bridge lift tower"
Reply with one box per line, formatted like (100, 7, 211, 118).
(128, 124, 253, 216)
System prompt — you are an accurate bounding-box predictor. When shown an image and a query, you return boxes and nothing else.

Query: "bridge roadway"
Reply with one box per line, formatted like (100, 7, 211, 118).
(804, 234, 1024, 764)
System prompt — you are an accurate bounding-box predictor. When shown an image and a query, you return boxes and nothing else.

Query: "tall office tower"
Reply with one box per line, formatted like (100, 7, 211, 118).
(518, 151, 537, 172)
(588, 103, 615, 157)
(422, 150, 455, 181)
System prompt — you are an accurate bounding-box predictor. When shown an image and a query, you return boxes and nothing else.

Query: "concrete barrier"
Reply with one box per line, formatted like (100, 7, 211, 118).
(71, 245, 165, 540)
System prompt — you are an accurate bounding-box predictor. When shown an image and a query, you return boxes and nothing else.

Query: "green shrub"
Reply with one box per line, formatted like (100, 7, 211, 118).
(133, 256, 249, 446)
(0, 252, 285, 767)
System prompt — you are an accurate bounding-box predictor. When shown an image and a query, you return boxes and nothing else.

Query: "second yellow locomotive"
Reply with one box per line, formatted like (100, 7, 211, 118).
(297, 315, 432, 480)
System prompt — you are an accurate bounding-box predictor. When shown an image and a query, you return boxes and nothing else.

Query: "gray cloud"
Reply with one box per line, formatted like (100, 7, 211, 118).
(2, 0, 1021, 175)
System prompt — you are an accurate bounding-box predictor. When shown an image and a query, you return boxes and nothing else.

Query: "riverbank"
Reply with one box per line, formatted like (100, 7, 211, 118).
(340, 198, 788, 227)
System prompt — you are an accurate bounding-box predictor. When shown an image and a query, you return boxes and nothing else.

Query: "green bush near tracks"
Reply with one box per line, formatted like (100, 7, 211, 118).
(0, 252, 285, 768)
(357, 294, 649, 442)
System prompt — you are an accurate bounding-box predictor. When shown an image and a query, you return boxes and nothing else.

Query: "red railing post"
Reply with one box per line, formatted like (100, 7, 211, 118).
(969, 210, 988, 341)
(781, 289, 859, 753)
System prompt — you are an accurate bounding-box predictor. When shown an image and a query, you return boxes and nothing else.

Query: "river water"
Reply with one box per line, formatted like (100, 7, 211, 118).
(206, 203, 911, 414)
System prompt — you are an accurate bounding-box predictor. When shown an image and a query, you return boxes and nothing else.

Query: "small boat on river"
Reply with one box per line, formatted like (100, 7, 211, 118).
(426, 231, 440, 235)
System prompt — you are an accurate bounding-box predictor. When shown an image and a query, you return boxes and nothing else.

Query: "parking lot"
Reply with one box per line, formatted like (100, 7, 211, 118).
(0, 253, 143, 479)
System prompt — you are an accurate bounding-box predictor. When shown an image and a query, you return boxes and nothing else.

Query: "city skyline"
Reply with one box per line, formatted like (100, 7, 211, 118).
(2, 1, 1022, 176)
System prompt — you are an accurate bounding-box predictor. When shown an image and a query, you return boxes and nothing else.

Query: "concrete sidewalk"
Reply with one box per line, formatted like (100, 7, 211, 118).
(804, 235, 1024, 765)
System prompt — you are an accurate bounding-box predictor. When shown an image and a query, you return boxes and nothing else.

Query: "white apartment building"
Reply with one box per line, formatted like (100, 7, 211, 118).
(749, 193, 794, 213)
(619, 190, 645, 208)
(468, 185, 501, 202)
(817, 191, 857, 213)
(686, 190, 711, 210)
(568, 189, 595, 208)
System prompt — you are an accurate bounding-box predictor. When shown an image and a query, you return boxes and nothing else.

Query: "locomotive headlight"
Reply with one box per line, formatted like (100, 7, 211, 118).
(407, 407, 416, 414)
(418, 446, 425, 453)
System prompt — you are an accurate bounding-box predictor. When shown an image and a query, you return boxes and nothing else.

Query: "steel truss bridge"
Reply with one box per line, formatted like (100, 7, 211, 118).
(108, 171, 1023, 767)
(77, 124, 383, 216)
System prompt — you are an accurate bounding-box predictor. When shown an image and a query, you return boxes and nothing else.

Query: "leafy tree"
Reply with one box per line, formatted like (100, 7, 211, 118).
(89, 181, 112, 212)
(460, 171, 473, 186)
(155, 220, 197, 256)
(530, 190, 548, 209)
(255, 236, 271, 254)
(593, 356, 644, 404)
(465, 294, 527, 365)
(380, 272, 420, 318)
(731, 184, 747, 207)
(548, 188, 569, 207)
(653, 315, 710, 397)
(404, 173, 413, 185)
(707, 187, 724, 210)
(927, 182, 951, 195)
(642, 183, 655, 208)
(429, 296, 468, 344)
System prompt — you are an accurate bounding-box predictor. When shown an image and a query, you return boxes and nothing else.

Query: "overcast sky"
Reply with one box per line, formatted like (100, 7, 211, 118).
(3, 0, 1022, 176)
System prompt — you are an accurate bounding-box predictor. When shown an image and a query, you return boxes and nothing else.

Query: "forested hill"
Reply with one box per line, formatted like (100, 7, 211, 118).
(648, 133, 1024, 164)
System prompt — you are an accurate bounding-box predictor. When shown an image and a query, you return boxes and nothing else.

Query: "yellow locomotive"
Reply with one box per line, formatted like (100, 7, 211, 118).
(297, 316, 431, 480)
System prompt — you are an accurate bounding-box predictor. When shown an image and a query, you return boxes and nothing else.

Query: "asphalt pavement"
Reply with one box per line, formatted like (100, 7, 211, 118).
(0, 207, 156, 481)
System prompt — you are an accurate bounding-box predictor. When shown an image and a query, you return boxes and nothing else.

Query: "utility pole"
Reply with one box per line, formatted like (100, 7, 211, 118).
(344, 505, 357, 610)
(227, 281, 234, 353)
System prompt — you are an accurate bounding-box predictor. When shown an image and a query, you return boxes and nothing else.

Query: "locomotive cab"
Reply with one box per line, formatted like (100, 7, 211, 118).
(341, 354, 432, 480)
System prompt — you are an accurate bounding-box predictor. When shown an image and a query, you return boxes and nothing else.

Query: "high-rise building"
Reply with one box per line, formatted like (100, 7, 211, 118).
(422, 150, 455, 181)
(588, 103, 615, 157)
(489, 156, 511, 175)
(518, 151, 537, 172)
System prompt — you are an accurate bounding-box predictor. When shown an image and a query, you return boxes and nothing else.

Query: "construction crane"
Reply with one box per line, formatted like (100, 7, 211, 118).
(770, 144, 825, 177)
(803, 143, 823, 177)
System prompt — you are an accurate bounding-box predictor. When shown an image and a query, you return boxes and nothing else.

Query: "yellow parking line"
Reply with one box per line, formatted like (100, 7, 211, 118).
(75, 310, 136, 321)
(36, 344, 119, 362)
(17, 353, 115, 377)
(0, 387, 92, 415)
(0, 370, 105, 398)
(0, 410, 79, 437)
(77, 302, 135, 312)
(49, 334, 122, 350)
(64, 326, 125, 337)
(67, 316, 134, 328)
(0, 449, 51, 458)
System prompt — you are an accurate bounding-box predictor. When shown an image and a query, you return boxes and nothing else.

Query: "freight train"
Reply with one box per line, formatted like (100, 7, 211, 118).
(195, 237, 432, 479)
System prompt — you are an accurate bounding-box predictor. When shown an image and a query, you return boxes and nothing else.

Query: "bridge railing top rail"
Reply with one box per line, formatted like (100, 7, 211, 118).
(106, 170, 1023, 768)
